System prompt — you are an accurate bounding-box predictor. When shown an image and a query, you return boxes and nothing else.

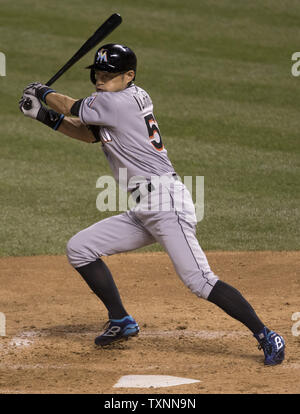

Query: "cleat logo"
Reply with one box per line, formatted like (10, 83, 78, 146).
(104, 326, 121, 337)
(274, 336, 284, 350)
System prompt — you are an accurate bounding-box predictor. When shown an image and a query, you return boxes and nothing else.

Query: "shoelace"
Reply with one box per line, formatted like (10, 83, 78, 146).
(257, 338, 272, 355)
(101, 320, 111, 332)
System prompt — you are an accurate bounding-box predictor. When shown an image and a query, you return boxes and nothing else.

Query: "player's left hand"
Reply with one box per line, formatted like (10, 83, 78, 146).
(19, 93, 64, 130)
(23, 82, 56, 103)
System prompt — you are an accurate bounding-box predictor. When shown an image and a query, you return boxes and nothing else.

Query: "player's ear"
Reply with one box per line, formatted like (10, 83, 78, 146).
(126, 70, 135, 81)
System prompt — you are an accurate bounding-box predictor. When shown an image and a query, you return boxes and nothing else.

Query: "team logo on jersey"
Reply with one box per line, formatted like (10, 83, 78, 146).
(96, 49, 108, 64)
(86, 94, 97, 107)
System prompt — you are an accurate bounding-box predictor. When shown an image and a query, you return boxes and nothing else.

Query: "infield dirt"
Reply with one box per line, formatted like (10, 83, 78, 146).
(0, 251, 299, 394)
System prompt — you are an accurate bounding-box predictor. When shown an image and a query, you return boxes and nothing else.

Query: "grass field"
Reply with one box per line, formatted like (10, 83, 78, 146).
(0, 0, 299, 255)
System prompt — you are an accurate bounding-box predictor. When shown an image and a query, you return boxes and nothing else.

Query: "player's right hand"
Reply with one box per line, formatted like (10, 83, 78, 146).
(23, 82, 56, 103)
(19, 93, 42, 120)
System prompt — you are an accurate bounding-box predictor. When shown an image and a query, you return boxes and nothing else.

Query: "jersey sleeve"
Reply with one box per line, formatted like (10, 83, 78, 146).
(79, 92, 117, 127)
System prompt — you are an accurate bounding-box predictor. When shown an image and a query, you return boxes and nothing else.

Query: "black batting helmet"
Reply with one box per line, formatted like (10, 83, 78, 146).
(86, 43, 137, 84)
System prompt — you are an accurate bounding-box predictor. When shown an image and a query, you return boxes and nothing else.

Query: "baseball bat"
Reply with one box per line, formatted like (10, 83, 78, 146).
(23, 13, 122, 110)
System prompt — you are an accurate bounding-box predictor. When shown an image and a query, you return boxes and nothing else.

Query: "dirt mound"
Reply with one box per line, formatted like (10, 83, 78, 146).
(0, 251, 299, 394)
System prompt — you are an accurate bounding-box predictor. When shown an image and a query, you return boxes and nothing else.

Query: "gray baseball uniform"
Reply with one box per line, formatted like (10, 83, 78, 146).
(67, 84, 219, 299)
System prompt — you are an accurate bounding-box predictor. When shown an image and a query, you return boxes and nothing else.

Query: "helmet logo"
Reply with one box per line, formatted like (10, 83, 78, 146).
(96, 50, 108, 64)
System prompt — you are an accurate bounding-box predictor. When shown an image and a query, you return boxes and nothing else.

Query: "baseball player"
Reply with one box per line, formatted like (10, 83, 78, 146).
(19, 44, 285, 365)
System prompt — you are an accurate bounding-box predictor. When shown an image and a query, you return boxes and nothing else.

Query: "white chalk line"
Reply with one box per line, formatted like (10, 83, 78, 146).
(2, 328, 248, 341)
(9, 330, 42, 347)
(140, 330, 249, 339)
(34, 329, 249, 339)
(0, 328, 248, 360)
(1, 328, 248, 350)
(0, 328, 248, 361)
(0, 330, 43, 354)
(1, 328, 297, 374)
(281, 363, 300, 370)
(0, 362, 69, 370)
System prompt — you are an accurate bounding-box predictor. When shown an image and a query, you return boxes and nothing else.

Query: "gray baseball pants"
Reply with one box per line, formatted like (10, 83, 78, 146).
(66, 176, 218, 299)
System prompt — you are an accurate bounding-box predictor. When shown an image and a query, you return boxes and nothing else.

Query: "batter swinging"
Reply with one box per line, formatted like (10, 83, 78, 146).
(19, 44, 285, 365)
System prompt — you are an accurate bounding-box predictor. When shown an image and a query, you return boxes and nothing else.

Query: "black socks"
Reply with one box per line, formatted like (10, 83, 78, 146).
(75, 260, 265, 336)
(207, 280, 265, 335)
(74, 258, 128, 320)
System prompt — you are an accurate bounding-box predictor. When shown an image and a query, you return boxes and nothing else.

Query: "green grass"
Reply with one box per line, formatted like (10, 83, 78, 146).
(0, 0, 299, 255)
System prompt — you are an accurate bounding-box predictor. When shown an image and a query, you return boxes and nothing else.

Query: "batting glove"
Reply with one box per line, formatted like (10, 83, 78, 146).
(23, 82, 56, 104)
(19, 93, 64, 130)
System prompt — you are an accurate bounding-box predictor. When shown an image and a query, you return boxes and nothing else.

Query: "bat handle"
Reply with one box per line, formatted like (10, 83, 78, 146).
(23, 97, 33, 110)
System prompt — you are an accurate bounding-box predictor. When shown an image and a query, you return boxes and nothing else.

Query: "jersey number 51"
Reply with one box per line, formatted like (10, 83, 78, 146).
(144, 113, 164, 151)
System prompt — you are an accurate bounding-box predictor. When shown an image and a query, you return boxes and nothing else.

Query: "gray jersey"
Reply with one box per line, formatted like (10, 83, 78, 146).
(78, 84, 175, 191)
(67, 84, 219, 302)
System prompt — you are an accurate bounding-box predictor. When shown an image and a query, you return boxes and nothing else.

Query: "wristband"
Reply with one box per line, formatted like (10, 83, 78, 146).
(37, 107, 64, 130)
(35, 86, 56, 104)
